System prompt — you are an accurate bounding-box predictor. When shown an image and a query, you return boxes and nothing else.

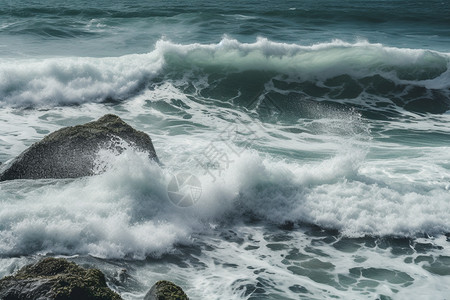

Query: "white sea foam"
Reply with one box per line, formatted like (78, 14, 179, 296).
(1, 139, 448, 260)
(105, 224, 450, 300)
(0, 149, 193, 259)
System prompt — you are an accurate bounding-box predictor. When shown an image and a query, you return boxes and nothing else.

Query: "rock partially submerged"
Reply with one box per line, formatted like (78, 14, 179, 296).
(0, 114, 158, 181)
(144, 280, 189, 300)
(0, 257, 122, 300)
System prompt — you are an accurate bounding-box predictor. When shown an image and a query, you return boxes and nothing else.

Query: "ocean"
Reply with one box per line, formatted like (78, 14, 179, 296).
(0, 0, 449, 299)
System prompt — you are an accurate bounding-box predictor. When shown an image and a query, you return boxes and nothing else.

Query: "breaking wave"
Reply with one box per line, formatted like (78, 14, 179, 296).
(1, 38, 449, 113)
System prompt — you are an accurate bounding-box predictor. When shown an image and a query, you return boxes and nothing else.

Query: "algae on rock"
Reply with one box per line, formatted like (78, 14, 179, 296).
(144, 280, 189, 300)
(0, 257, 122, 300)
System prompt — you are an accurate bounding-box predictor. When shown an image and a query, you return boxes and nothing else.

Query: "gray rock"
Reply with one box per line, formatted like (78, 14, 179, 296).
(0, 257, 122, 300)
(0, 114, 158, 181)
(144, 280, 189, 300)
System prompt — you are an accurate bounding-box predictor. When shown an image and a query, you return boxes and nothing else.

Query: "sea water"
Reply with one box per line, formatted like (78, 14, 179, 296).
(0, 0, 449, 299)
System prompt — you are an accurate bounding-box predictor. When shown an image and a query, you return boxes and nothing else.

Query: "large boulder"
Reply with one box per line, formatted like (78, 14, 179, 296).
(0, 257, 122, 300)
(144, 280, 189, 300)
(0, 114, 158, 181)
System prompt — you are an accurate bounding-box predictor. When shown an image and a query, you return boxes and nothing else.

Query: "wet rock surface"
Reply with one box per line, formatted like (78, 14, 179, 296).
(0, 114, 158, 181)
(144, 280, 189, 300)
(0, 257, 122, 300)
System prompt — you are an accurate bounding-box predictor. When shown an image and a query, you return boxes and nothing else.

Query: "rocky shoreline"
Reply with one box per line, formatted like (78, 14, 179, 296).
(0, 257, 189, 300)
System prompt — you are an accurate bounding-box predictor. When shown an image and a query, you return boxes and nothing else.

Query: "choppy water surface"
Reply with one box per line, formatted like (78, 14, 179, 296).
(0, 0, 449, 299)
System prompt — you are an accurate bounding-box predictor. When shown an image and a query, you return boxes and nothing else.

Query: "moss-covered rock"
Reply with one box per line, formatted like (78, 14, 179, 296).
(144, 280, 189, 300)
(0, 114, 159, 181)
(0, 257, 122, 300)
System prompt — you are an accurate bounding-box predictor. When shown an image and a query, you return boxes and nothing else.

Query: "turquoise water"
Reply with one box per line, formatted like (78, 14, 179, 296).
(0, 0, 449, 299)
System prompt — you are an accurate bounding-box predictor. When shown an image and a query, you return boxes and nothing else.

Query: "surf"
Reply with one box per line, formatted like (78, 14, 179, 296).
(0, 38, 448, 115)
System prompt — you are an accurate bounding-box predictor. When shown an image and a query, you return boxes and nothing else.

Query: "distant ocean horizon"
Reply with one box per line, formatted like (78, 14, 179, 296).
(1, 0, 449, 299)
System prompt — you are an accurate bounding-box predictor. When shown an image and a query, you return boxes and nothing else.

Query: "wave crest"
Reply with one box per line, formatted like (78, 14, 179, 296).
(1, 38, 448, 112)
